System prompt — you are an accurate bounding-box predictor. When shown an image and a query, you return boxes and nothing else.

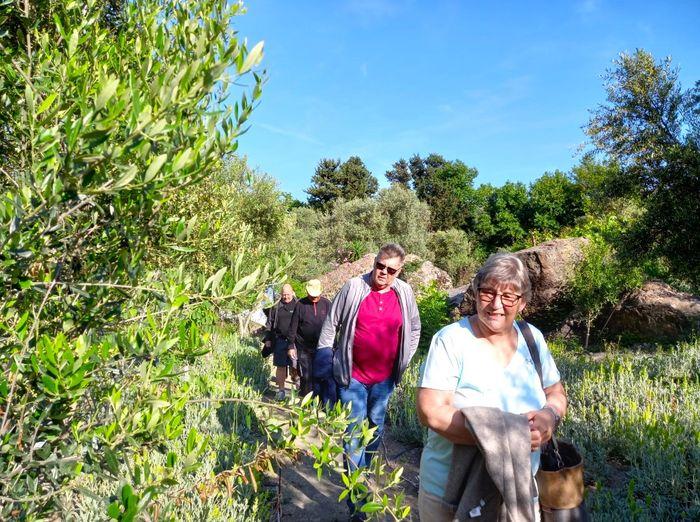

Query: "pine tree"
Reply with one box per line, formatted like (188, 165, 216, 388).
(306, 156, 378, 209)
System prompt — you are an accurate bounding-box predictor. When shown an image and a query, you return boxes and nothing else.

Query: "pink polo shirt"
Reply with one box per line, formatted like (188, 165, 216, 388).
(351, 289, 402, 384)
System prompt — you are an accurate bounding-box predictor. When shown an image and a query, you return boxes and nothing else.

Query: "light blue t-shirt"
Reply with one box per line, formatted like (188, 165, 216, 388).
(418, 318, 561, 498)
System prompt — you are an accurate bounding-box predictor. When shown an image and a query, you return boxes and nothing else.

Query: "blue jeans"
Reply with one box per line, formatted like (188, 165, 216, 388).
(338, 376, 395, 516)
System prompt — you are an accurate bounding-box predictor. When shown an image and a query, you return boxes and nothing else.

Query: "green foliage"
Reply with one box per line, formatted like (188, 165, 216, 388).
(0, 0, 278, 517)
(288, 185, 431, 277)
(157, 157, 291, 273)
(473, 182, 530, 250)
(568, 239, 643, 349)
(586, 49, 700, 287)
(427, 229, 481, 284)
(385, 158, 412, 187)
(306, 156, 379, 210)
(571, 155, 624, 216)
(415, 283, 451, 355)
(553, 338, 700, 520)
(387, 360, 425, 445)
(528, 170, 584, 235)
(376, 184, 431, 258)
(416, 157, 480, 231)
(322, 197, 384, 263)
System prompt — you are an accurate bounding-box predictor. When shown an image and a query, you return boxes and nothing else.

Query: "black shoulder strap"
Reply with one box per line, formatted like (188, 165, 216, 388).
(517, 319, 543, 388)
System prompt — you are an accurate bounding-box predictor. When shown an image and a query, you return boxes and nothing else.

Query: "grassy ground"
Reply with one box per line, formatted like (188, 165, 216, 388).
(63, 328, 699, 520)
(387, 336, 700, 521)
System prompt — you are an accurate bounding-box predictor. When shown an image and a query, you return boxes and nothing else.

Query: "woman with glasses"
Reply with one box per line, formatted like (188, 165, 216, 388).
(416, 253, 567, 521)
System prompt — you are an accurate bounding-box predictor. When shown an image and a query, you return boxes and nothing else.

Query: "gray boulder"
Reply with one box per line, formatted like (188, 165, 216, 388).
(457, 238, 590, 330)
(318, 253, 452, 299)
(603, 281, 700, 341)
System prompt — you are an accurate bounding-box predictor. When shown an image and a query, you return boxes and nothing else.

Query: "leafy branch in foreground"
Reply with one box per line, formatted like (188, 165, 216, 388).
(207, 391, 413, 521)
(0, 0, 270, 517)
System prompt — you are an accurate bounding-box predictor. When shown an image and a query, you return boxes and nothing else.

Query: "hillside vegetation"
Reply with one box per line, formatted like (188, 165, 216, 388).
(1, 1, 698, 520)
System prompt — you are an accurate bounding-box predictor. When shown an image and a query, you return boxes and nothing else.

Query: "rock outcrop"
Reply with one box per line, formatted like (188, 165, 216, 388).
(515, 237, 590, 326)
(603, 281, 700, 341)
(457, 237, 590, 329)
(403, 259, 453, 292)
(318, 253, 452, 298)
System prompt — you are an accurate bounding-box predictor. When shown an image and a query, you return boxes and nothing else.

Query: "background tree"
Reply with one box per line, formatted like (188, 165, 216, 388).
(385, 158, 412, 187)
(527, 170, 584, 236)
(427, 229, 481, 284)
(306, 156, 378, 209)
(475, 181, 529, 249)
(571, 154, 624, 216)
(411, 153, 447, 198)
(586, 49, 700, 286)
(377, 184, 431, 257)
(407, 156, 479, 232)
(157, 157, 291, 272)
(568, 240, 642, 349)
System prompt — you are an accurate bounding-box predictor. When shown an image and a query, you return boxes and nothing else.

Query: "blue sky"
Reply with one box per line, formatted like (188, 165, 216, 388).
(234, 0, 700, 201)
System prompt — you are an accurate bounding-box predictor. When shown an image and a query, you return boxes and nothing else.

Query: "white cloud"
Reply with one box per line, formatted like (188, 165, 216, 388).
(576, 0, 600, 14)
(255, 123, 324, 146)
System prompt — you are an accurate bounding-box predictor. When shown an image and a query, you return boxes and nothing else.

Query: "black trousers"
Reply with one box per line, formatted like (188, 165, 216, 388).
(297, 347, 315, 396)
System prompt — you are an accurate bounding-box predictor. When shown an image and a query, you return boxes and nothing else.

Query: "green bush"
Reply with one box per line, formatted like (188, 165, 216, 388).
(427, 229, 481, 284)
(387, 359, 426, 445)
(0, 0, 275, 517)
(416, 283, 451, 356)
(286, 185, 431, 279)
(568, 239, 643, 349)
(158, 158, 292, 274)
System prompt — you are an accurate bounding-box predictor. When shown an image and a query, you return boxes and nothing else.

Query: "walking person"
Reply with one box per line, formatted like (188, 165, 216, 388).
(263, 284, 298, 401)
(288, 279, 331, 397)
(416, 253, 568, 521)
(317, 243, 421, 521)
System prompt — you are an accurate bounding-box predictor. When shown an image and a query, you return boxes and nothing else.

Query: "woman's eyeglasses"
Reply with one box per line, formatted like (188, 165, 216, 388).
(375, 261, 400, 275)
(477, 288, 522, 307)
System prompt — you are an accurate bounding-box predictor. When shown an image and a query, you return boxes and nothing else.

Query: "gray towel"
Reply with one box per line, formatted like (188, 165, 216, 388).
(442, 406, 536, 522)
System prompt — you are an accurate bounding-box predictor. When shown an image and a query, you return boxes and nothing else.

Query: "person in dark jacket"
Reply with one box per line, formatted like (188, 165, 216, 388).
(288, 279, 331, 396)
(264, 284, 297, 401)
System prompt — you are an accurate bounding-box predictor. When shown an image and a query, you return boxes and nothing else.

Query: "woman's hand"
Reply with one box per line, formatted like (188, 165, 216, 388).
(525, 408, 557, 451)
(288, 346, 297, 361)
(527, 381, 568, 451)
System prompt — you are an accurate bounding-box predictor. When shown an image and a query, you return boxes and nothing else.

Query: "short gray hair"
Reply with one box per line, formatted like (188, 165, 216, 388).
(376, 243, 406, 262)
(471, 253, 531, 302)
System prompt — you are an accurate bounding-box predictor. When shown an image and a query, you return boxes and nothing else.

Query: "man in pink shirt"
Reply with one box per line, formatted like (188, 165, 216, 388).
(317, 243, 421, 521)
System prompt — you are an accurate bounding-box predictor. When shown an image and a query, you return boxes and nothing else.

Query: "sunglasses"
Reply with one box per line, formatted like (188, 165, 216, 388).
(375, 261, 400, 275)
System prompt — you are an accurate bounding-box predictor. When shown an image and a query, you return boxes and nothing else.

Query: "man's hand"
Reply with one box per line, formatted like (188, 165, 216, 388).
(264, 340, 272, 349)
(288, 347, 297, 361)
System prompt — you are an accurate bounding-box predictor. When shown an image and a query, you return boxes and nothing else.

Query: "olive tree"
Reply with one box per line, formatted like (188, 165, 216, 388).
(0, 0, 271, 517)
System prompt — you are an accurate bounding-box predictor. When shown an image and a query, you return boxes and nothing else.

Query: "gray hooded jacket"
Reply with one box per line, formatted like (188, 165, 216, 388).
(317, 272, 421, 387)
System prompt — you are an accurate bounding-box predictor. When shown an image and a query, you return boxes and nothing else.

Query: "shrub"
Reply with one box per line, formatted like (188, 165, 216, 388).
(568, 239, 643, 349)
(387, 358, 426, 445)
(553, 338, 700, 520)
(286, 185, 432, 279)
(416, 283, 452, 356)
(377, 184, 431, 258)
(428, 229, 482, 284)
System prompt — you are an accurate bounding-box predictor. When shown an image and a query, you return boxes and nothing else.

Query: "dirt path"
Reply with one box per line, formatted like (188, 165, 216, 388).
(262, 377, 422, 521)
